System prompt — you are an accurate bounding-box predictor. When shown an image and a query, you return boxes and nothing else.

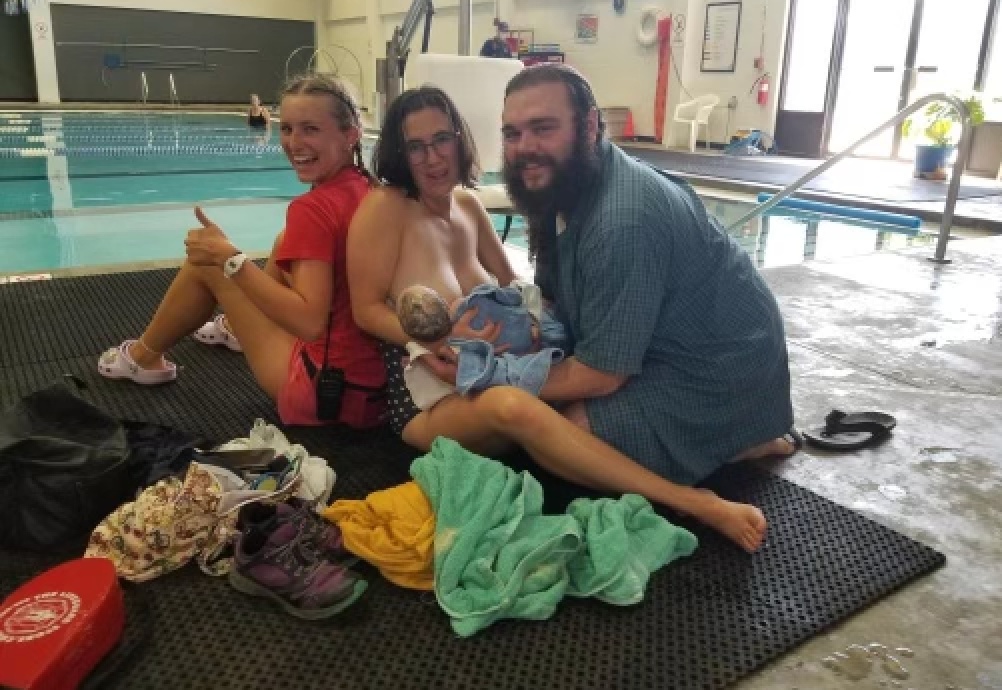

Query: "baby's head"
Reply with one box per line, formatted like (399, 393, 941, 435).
(397, 285, 453, 343)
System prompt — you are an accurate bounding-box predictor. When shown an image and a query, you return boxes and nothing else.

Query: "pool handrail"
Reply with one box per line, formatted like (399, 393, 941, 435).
(725, 93, 973, 264)
(140, 72, 148, 106)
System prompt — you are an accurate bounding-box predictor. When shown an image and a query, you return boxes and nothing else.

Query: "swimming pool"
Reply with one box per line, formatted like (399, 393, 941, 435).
(0, 110, 936, 274)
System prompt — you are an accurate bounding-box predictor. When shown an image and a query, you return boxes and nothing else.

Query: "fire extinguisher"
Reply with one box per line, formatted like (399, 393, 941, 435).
(756, 74, 770, 106)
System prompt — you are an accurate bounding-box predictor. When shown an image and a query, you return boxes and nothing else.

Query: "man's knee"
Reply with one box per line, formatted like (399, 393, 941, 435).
(562, 401, 591, 432)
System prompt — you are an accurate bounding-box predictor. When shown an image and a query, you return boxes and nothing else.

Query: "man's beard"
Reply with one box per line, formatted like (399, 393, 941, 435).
(503, 124, 600, 260)
(503, 125, 600, 220)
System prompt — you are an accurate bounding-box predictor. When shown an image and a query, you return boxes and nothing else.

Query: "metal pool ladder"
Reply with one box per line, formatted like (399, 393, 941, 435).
(168, 73, 181, 108)
(726, 93, 975, 264)
(139, 71, 149, 106)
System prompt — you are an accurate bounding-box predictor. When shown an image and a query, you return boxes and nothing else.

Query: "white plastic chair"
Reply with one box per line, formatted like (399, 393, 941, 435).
(673, 95, 720, 152)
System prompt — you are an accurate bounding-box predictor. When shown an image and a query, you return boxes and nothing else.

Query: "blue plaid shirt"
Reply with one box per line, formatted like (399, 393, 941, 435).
(535, 140, 793, 484)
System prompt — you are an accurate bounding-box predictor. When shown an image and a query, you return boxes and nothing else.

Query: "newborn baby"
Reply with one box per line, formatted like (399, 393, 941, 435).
(396, 285, 455, 344)
(397, 284, 540, 353)
(395, 283, 567, 408)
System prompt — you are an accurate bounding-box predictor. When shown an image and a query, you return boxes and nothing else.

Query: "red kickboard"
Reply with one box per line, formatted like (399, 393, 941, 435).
(0, 558, 125, 690)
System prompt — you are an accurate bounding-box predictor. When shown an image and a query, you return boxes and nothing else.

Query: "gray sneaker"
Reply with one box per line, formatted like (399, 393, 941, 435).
(228, 520, 367, 620)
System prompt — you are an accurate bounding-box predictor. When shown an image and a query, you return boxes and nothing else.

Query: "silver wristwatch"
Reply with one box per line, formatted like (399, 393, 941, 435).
(223, 252, 248, 279)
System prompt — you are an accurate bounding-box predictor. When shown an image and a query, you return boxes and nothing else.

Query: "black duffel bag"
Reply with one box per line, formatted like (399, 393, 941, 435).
(0, 380, 133, 552)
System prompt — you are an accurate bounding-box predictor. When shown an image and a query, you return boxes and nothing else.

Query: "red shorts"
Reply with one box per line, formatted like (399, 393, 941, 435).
(277, 340, 386, 429)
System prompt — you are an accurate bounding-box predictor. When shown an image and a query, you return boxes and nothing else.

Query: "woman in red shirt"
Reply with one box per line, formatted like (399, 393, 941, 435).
(98, 74, 386, 429)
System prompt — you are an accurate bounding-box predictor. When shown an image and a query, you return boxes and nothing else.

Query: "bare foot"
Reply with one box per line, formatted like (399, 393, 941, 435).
(734, 435, 797, 462)
(692, 489, 768, 553)
(127, 342, 169, 371)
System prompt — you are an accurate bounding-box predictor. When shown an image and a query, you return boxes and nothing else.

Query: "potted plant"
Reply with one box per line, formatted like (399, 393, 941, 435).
(902, 94, 985, 180)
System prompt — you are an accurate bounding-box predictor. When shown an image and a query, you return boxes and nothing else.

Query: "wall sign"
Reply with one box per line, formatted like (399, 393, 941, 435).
(700, 1, 741, 73)
(576, 14, 598, 43)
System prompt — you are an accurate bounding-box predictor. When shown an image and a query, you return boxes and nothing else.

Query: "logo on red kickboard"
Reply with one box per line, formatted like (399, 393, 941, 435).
(0, 558, 124, 690)
(0, 591, 82, 643)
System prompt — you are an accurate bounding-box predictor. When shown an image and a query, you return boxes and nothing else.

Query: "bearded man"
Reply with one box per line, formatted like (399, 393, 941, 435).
(501, 64, 799, 487)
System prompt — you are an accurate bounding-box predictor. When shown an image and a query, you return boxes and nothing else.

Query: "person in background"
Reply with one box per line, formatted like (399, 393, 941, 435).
(248, 93, 272, 145)
(247, 93, 271, 133)
(98, 74, 386, 430)
(480, 19, 515, 59)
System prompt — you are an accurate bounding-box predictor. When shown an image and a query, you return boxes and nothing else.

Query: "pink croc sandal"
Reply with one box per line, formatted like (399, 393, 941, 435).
(193, 314, 243, 352)
(97, 340, 177, 385)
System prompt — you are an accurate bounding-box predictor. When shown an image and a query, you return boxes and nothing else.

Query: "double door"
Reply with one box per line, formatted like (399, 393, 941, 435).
(777, 0, 992, 159)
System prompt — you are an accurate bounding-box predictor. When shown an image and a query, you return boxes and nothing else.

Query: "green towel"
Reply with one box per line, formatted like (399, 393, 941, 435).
(566, 494, 698, 605)
(412, 438, 579, 637)
(411, 437, 698, 637)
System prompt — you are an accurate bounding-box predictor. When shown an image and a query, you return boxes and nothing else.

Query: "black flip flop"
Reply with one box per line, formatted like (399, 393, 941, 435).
(802, 409, 896, 451)
(835, 410, 896, 432)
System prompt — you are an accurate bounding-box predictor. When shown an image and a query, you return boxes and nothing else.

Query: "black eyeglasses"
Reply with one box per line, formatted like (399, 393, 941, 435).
(404, 131, 458, 164)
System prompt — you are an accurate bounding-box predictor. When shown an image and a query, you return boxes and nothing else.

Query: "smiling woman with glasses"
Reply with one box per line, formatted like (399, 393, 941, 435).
(405, 130, 460, 165)
(371, 86, 479, 199)
(347, 84, 520, 445)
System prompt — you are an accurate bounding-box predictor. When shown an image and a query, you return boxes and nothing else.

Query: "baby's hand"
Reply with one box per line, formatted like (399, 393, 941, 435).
(451, 307, 503, 343)
(529, 322, 542, 353)
(449, 308, 510, 353)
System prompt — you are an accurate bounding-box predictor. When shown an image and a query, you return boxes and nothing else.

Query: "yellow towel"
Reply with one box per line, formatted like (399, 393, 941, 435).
(322, 481, 435, 590)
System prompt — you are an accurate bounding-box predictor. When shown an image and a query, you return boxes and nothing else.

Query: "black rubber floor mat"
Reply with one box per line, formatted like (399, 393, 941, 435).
(0, 269, 176, 368)
(0, 264, 266, 369)
(0, 272, 946, 689)
(630, 148, 1002, 203)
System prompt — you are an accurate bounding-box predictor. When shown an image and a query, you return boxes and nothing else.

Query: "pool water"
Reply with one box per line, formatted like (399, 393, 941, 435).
(0, 111, 934, 274)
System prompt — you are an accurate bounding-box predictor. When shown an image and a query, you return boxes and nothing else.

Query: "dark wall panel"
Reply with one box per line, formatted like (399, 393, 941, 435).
(49, 6, 313, 104)
(0, 13, 38, 101)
